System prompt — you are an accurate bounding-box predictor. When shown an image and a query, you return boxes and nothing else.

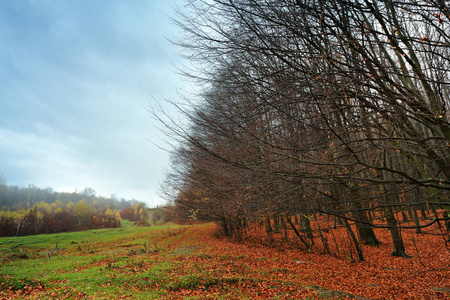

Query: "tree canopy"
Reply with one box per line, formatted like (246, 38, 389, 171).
(161, 0, 450, 260)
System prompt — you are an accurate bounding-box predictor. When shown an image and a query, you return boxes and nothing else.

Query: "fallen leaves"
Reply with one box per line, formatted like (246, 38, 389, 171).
(161, 223, 450, 299)
(1, 223, 449, 299)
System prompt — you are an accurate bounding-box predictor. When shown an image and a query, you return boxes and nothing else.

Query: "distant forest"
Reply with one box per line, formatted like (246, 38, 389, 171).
(0, 175, 149, 237)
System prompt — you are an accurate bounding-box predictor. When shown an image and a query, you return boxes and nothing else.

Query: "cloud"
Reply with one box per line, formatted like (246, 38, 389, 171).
(0, 126, 84, 185)
(0, 0, 183, 205)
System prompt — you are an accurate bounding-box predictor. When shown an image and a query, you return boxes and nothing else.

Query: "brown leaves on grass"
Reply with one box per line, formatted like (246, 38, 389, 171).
(1, 223, 449, 299)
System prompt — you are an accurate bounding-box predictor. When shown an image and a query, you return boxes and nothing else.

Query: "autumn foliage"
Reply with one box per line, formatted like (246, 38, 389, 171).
(119, 203, 149, 226)
(0, 182, 148, 236)
(0, 200, 121, 237)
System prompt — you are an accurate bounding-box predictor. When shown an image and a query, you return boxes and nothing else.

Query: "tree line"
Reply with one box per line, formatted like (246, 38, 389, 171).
(0, 177, 149, 236)
(160, 0, 450, 260)
(0, 175, 140, 210)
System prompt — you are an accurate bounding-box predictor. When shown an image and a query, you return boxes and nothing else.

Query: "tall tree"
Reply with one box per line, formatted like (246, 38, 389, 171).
(163, 0, 450, 259)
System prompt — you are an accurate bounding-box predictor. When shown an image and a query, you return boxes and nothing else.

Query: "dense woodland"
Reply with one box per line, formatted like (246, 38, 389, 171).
(160, 0, 450, 260)
(0, 177, 150, 236)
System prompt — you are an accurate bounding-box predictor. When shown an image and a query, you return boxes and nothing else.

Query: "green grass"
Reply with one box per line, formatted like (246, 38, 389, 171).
(0, 224, 187, 299)
(120, 218, 136, 228)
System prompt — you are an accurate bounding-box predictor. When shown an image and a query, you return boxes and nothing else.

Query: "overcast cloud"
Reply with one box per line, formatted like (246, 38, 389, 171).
(0, 0, 185, 206)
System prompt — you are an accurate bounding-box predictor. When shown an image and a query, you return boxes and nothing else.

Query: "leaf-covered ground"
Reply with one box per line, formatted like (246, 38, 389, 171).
(0, 223, 449, 299)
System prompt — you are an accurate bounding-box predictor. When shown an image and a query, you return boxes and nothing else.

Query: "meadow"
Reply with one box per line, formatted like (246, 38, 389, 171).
(0, 222, 449, 299)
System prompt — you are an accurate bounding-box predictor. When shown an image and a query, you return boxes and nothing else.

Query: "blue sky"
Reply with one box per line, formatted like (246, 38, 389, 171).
(0, 0, 186, 206)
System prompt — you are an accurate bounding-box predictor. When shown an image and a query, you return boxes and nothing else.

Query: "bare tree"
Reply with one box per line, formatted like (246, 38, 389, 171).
(160, 0, 450, 259)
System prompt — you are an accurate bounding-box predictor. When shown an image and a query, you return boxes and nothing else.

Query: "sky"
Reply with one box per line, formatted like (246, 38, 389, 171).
(0, 0, 187, 206)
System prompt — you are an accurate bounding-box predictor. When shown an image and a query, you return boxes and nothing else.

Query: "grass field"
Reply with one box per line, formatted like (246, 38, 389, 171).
(1, 223, 449, 299)
(0, 224, 190, 299)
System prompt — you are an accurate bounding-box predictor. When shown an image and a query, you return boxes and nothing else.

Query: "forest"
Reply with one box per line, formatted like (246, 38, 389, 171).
(160, 0, 450, 261)
(0, 177, 149, 236)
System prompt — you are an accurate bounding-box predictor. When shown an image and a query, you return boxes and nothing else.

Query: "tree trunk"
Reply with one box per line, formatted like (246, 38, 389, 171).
(273, 215, 280, 233)
(385, 206, 411, 258)
(351, 189, 380, 246)
(314, 214, 330, 254)
(377, 166, 411, 258)
(287, 217, 311, 252)
(412, 205, 422, 234)
(221, 218, 231, 237)
(343, 217, 364, 261)
(300, 214, 314, 245)
(265, 216, 272, 233)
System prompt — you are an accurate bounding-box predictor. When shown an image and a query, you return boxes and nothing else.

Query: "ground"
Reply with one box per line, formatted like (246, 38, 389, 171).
(0, 223, 449, 299)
